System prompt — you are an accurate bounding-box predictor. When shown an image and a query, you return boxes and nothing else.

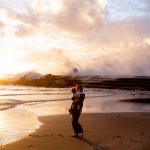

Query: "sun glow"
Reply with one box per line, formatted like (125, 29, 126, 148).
(0, 50, 30, 78)
(49, 0, 63, 14)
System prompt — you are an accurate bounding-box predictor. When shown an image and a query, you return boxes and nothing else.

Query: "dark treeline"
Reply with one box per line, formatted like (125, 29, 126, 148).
(80, 76, 150, 91)
(0, 74, 150, 90)
(12, 74, 81, 87)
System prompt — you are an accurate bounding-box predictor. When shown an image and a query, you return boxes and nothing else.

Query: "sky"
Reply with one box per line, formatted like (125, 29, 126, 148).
(0, 0, 150, 77)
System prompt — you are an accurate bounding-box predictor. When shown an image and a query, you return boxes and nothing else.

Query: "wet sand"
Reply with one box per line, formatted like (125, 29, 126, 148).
(3, 113, 150, 150)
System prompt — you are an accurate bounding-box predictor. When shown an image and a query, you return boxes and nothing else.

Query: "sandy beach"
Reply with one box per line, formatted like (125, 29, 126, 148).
(2, 113, 150, 150)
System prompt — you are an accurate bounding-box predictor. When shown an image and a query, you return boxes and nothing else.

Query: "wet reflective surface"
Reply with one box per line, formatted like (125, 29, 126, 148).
(0, 85, 150, 145)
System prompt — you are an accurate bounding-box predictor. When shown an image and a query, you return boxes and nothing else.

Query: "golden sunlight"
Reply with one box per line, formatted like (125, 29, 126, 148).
(0, 50, 29, 77)
(0, 112, 7, 129)
(49, 0, 63, 14)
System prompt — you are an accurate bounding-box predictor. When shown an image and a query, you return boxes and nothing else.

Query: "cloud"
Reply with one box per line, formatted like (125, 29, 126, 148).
(73, 41, 150, 76)
(144, 38, 150, 45)
(0, 21, 5, 29)
(0, 21, 5, 36)
(1, 0, 150, 40)
(75, 15, 150, 50)
(0, 0, 150, 76)
(1, 0, 107, 37)
(22, 48, 77, 74)
(3, 3, 41, 26)
(15, 25, 38, 37)
(22, 41, 150, 76)
(53, 0, 106, 35)
(0, 2, 43, 37)
(142, 0, 150, 11)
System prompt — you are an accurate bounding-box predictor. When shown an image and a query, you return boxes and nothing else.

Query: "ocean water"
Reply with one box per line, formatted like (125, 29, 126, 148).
(0, 85, 150, 146)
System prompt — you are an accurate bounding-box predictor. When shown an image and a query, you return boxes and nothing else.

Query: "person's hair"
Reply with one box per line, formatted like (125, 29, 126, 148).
(76, 84, 83, 92)
(71, 88, 76, 93)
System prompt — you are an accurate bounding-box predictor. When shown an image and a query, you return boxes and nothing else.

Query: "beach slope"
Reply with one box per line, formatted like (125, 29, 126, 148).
(3, 113, 150, 150)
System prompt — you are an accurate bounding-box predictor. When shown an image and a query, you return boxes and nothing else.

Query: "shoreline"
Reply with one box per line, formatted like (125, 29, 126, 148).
(2, 112, 150, 150)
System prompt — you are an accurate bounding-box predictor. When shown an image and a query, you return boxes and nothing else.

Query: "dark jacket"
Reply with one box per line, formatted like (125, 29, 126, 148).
(69, 92, 85, 114)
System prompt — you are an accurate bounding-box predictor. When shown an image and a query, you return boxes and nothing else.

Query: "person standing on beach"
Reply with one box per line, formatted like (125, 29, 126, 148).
(69, 88, 77, 115)
(69, 85, 85, 137)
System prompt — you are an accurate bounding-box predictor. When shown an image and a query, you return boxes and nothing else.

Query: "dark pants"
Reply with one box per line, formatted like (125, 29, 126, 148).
(72, 112, 83, 134)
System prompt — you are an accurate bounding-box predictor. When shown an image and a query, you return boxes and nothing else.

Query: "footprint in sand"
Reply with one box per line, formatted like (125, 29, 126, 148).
(50, 133, 54, 136)
(118, 141, 122, 144)
(139, 132, 144, 136)
(129, 139, 139, 143)
(27, 144, 33, 148)
(43, 134, 49, 137)
(112, 136, 123, 144)
(29, 134, 41, 138)
(0, 145, 3, 150)
(112, 136, 122, 139)
(58, 134, 64, 137)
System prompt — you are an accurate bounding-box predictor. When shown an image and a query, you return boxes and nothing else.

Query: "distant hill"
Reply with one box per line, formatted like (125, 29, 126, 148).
(0, 72, 80, 87)
(10, 71, 44, 81)
(0, 72, 150, 90)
